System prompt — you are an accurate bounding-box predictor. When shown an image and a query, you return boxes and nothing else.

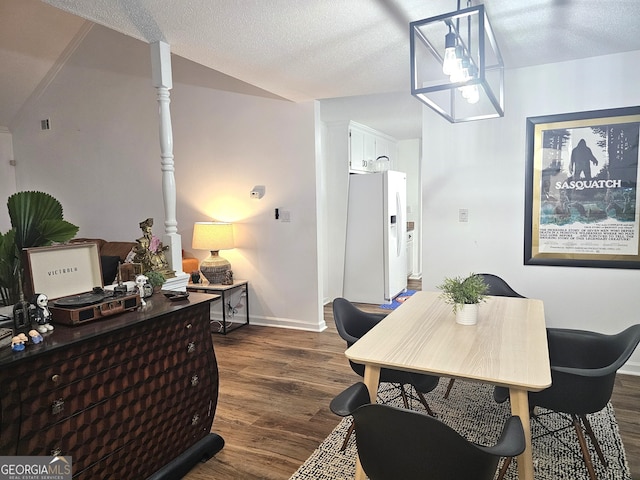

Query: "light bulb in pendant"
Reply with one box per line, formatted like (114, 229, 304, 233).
(460, 58, 472, 82)
(461, 64, 479, 103)
(466, 86, 480, 104)
(442, 32, 458, 76)
(450, 55, 469, 83)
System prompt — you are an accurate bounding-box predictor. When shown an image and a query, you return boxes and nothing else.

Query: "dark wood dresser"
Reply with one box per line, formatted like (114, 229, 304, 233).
(0, 292, 224, 479)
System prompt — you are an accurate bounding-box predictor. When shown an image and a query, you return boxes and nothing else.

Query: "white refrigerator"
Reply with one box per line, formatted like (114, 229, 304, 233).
(343, 170, 407, 304)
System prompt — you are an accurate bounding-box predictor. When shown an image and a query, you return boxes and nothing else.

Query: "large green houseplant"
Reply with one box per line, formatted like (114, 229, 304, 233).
(437, 273, 488, 325)
(0, 191, 79, 306)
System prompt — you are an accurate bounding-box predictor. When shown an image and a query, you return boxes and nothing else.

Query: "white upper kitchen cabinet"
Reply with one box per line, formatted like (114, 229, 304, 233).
(373, 135, 397, 170)
(349, 123, 376, 173)
(343, 121, 397, 174)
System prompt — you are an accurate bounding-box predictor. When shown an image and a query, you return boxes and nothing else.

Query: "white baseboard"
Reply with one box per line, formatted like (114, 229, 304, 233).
(619, 361, 640, 376)
(249, 315, 327, 332)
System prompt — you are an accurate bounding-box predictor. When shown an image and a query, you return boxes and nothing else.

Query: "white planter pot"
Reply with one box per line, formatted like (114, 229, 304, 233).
(456, 303, 478, 325)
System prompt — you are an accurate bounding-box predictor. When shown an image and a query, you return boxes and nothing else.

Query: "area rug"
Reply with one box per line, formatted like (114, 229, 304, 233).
(289, 380, 631, 480)
(379, 289, 416, 310)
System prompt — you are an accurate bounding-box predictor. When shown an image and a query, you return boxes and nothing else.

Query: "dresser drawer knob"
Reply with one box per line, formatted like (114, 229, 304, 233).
(51, 447, 63, 457)
(187, 342, 196, 353)
(186, 323, 192, 329)
(191, 413, 200, 425)
(51, 374, 60, 383)
(191, 375, 199, 386)
(51, 399, 65, 416)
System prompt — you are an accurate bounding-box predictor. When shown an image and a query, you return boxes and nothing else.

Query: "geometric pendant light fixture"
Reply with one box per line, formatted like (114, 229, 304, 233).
(410, 1, 504, 123)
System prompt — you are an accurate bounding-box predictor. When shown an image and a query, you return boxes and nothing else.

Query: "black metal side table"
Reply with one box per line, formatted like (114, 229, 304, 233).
(186, 280, 249, 334)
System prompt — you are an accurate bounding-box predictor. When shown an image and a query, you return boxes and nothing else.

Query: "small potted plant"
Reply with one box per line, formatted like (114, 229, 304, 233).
(145, 270, 166, 294)
(437, 273, 488, 325)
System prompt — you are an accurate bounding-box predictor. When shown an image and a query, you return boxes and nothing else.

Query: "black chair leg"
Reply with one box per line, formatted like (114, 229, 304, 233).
(415, 390, 436, 417)
(496, 457, 512, 480)
(340, 420, 355, 452)
(572, 414, 598, 480)
(580, 414, 607, 466)
(444, 378, 455, 399)
(399, 385, 410, 409)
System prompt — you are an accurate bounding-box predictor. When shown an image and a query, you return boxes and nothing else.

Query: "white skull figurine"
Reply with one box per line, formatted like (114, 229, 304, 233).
(33, 293, 54, 334)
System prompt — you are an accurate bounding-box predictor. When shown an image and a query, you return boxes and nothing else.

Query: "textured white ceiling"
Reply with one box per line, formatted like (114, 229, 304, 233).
(2, 0, 640, 131)
(40, 0, 640, 103)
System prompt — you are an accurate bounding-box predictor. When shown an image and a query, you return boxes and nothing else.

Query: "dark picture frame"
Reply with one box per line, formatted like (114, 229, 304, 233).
(524, 106, 640, 268)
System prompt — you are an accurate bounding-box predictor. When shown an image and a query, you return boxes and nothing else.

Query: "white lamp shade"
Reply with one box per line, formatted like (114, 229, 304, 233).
(192, 222, 234, 251)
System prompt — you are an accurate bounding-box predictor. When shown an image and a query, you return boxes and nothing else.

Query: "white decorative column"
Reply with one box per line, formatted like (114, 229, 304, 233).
(150, 41, 188, 289)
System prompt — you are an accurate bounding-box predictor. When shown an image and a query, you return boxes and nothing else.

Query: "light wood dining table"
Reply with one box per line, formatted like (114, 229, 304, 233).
(345, 291, 551, 480)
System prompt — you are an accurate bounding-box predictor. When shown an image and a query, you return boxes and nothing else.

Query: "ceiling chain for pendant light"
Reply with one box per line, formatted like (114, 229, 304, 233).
(458, 0, 480, 104)
(410, 1, 504, 122)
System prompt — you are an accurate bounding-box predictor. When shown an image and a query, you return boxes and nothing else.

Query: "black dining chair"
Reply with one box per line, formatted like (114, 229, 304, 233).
(444, 273, 525, 399)
(335, 382, 526, 480)
(329, 382, 373, 451)
(498, 324, 640, 480)
(478, 273, 525, 298)
(332, 298, 440, 450)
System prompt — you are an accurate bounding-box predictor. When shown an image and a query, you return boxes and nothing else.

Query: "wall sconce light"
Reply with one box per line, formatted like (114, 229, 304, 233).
(192, 222, 234, 284)
(410, 1, 504, 123)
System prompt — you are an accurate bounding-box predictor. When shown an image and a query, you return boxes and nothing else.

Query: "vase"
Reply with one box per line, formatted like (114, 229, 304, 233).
(456, 303, 478, 325)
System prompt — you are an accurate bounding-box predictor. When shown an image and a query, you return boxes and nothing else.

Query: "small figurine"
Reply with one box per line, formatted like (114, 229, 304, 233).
(190, 271, 201, 284)
(133, 218, 174, 279)
(136, 274, 148, 306)
(29, 329, 43, 344)
(12, 298, 32, 334)
(11, 337, 24, 351)
(32, 293, 54, 334)
(11, 335, 26, 352)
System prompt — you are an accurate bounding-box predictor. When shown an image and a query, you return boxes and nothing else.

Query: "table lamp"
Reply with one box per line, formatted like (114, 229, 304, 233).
(192, 222, 234, 284)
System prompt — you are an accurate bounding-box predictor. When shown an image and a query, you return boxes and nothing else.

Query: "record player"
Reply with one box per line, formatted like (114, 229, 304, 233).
(24, 243, 141, 326)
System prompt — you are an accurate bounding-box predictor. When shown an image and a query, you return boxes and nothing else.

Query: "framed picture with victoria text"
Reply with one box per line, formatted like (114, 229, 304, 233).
(524, 106, 640, 269)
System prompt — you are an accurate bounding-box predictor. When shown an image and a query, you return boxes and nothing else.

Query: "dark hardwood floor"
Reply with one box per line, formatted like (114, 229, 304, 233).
(184, 283, 640, 480)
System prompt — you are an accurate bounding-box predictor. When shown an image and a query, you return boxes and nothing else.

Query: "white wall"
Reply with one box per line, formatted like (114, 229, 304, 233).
(396, 138, 421, 278)
(320, 121, 352, 303)
(319, 92, 421, 141)
(0, 129, 17, 232)
(11, 25, 325, 331)
(421, 50, 640, 374)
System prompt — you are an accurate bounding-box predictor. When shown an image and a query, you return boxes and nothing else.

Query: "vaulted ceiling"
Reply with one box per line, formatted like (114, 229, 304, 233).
(3, 0, 640, 132)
